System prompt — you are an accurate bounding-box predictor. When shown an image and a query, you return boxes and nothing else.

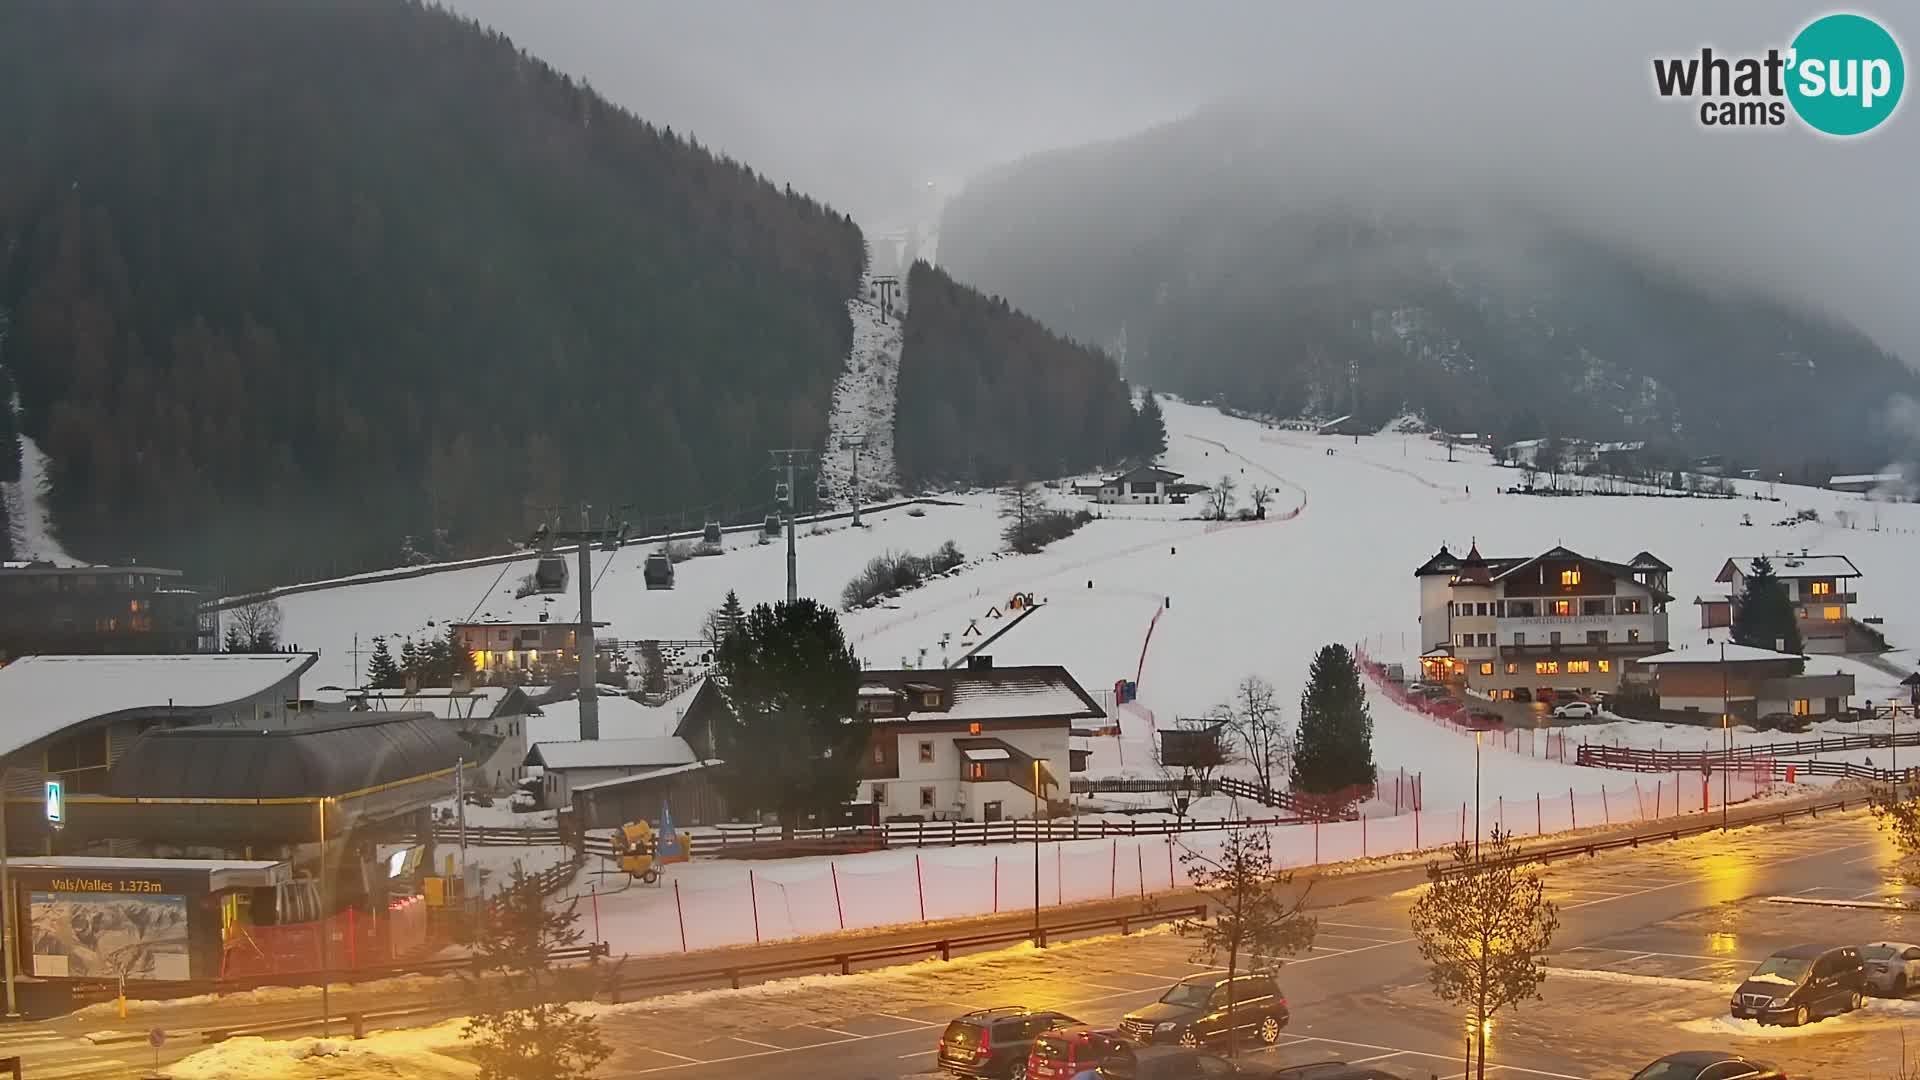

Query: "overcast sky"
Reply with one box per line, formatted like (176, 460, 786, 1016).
(447, 1, 1918, 364)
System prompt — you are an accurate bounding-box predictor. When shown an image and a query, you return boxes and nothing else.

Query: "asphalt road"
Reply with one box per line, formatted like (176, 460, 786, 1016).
(575, 808, 1902, 1079)
(1, 803, 1898, 1078)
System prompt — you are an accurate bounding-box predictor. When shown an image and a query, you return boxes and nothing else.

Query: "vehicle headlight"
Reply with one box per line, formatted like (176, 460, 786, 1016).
(1770, 997, 1788, 1007)
(1156, 1022, 1179, 1034)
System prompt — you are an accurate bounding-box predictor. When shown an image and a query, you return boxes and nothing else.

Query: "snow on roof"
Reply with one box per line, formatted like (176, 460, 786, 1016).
(570, 759, 717, 793)
(935, 677, 1098, 722)
(961, 747, 1012, 761)
(525, 736, 695, 771)
(3, 855, 291, 889)
(0, 653, 316, 759)
(858, 684, 898, 697)
(1720, 554, 1861, 580)
(1830, 472, 1903, 486)
(525, 694, 678, 744)
(1638, 644, 1808, 665)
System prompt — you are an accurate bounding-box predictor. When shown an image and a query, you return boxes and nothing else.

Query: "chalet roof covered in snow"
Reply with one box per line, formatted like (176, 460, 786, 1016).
(1104, 465, 1184, 485)
(570, 759, 718, 793)
(1716, 554, 1861, 582)
(0, 652, 316, 759)
(1637, 644, 1808, 665)
(855, 664, 1105, 725)
(524, 736, 696, 771)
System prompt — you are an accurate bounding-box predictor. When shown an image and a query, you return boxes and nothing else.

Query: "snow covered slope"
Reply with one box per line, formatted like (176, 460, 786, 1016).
(1, 393, 77, 564)
(275, 395, 1920, 804)
(819, 283, 902, 501)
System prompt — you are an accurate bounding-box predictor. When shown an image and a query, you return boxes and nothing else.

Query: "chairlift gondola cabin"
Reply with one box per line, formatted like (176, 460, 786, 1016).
(763, 513, 782, 537)
(816, 480, 833, 501)
(643, 550, 675, 590)
(532, 555, 570, 594)
(701, 520, 723, 545)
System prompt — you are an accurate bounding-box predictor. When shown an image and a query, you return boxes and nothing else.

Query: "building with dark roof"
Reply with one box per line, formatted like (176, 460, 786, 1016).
(0, 561, 212, 660)
(1095, 465, 1186, 505)
(1414, 543, 1672, 702)
(523, 736, 698, 808)
(677, 658, 1104, 822)
(1702, 554, 1868, 654)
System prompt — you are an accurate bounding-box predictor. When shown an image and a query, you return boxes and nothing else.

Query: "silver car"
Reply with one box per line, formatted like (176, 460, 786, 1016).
(1862, 941, 1920, 996)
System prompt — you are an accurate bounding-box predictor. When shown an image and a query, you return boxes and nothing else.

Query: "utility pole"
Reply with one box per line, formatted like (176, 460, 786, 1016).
(769, 450, 816, 603)
(576, 502, 599, 740)
(1, 767, 18, 1018)
(1720, 638, 1729, 832)
(841, 433, 868, 527)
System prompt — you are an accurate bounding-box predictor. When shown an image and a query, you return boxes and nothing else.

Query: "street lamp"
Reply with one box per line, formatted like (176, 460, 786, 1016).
(1033, 759, 1043, 943)
(1721, 639, 1729, 833)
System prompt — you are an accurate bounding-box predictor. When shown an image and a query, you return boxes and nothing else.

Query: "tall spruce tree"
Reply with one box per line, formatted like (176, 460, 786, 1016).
(711, 599, 866, 839)
(399, 638, 421, 682)
(1731, 555, 1805, 658)
(1291, 643, 1377, 795)
(1135, 390, 1169, 460)
(0, 365, 20, 484)
(365, 637, 402, 689)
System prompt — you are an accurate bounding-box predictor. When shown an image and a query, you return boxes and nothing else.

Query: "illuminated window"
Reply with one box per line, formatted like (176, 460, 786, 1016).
(1811, 581, 1832, 596)
(1480, 662, 1493, 676)
(969, 762, 985, 780)
(923, 692, 942, 707)
(1792, 699, 1811, 717)
(968, 722, 982, 735)
(1552, 600, 1573, 616)
(1506, 663, 1518, 674)
(1617, 598, 1644, 615)
(1566, 660, 1591, 674)
(1560, 568, 1581, 587)
(1823, 606, 1843, 622)
(1535, 661, 1559, 675)
(1597, 659, 1611, 673)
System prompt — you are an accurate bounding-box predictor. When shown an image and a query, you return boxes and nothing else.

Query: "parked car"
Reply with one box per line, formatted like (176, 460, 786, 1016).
(1096, 1046, 1263, 1080)
(940, 1007, 1081, 1079)
(1028, 1026, 1130, 1080)
(1119, 974, 1288, 1048)
(1269, 1061, 1409, 1079)
(1729, 944, 1865, 1026)
(1551, 700, 1595, 719)
(1466, 708, 1502, 728)
(1628, 1051, 1786, 1079)
(1862, 941, 1920, 996)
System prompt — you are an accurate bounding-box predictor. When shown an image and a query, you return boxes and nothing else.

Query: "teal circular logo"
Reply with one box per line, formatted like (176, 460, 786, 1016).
(1787, 13, 1904, 135)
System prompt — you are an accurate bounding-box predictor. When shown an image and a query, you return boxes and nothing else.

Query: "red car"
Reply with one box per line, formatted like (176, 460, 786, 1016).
(1028, 1026, 1129, 1080)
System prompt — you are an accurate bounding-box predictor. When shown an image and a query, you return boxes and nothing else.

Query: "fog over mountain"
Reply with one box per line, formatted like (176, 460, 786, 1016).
(449, 0, 1916, 367)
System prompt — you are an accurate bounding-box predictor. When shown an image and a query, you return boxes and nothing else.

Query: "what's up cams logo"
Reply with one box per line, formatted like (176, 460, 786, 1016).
(1653, 12, 1904, 135)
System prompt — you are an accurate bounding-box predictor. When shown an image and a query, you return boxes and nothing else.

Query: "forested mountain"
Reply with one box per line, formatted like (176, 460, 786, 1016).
(941, 106, 1920, 472)
(0, 0, 866, 587)
(896, 262, 1150, 487)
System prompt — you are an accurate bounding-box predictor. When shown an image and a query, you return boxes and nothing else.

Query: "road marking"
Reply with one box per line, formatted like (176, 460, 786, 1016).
(637, 1046, 703, 1063)
(1563, 839, 1876, 911)
(1287, 936, 1412, 965)
(802, 1023, 863, 1038)
(898, 1049, 936, 1059)
(1279, 1034, 1584, 1079)
(729, 1037, 784, 1050)
(1318, 920, 1403, 934)
(1572, 946, 1761, 965)
(874, 1012, 939, 1026)
(1348, 1050, 1408, 1064)
(1077, 980, 1144, 994)
(1314, 931, 1402, 944)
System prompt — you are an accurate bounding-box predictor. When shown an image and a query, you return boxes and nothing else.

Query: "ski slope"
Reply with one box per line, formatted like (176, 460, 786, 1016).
(275, 396, 1920, 805)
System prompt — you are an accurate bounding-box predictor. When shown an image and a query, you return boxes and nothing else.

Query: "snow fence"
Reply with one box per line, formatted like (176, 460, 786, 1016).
(578, 762, 1776, 959)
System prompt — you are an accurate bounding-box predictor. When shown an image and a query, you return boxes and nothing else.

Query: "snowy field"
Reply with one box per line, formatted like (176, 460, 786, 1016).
(275, 395, 1920, 800)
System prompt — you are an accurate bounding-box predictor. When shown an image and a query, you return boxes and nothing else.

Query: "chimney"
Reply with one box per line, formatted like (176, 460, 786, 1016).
(968, 654, 993, 670)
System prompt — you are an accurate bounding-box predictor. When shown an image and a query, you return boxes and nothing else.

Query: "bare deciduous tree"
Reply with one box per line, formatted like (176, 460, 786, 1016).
(1409, 827, 1560, 1080)
(1205, 474, 1238, 520)
(1155, 718, 1235, 808)
(1216, 676, 1291, 796)
(1175, 827, 1317, 1056)
(1248, 485, 1274, 518)
(225, 598, 283, 652)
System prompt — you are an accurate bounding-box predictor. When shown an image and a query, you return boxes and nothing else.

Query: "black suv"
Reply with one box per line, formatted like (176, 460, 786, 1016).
(940, 1007, 1079, 1080)
(1119, 974, 1288, 1048)
(1730, 944, 1865, 1026)
(1097, 1046, 1261, 1080)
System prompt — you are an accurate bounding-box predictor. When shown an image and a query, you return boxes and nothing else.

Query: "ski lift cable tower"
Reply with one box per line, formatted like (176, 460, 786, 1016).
(769, 449, 817, 604)
(548, 505, 628, 740)
(839, 432, 868, 526)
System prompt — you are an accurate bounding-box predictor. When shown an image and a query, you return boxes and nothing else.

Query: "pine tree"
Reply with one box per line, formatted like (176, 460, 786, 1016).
(1291, 643, 1377, 795)
(223, 626, 246, 653)
(0, 365, 21, 485)
(705, 589, 745, 646)
(1135, 389, 1168, 460)
(460, 868, 612, 1080)
(399, 637, 421, 682)
(1731, 555, 1805, 658)
(365, 637, 402, 689)
(711, 599, 866, 839)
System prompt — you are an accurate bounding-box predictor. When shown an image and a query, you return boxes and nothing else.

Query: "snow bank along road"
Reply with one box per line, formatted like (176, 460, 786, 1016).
(6, 804, 1890, 1079)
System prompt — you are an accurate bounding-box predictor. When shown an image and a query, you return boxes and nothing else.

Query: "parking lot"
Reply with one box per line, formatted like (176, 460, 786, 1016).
(555, 809, 1907, 1078)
